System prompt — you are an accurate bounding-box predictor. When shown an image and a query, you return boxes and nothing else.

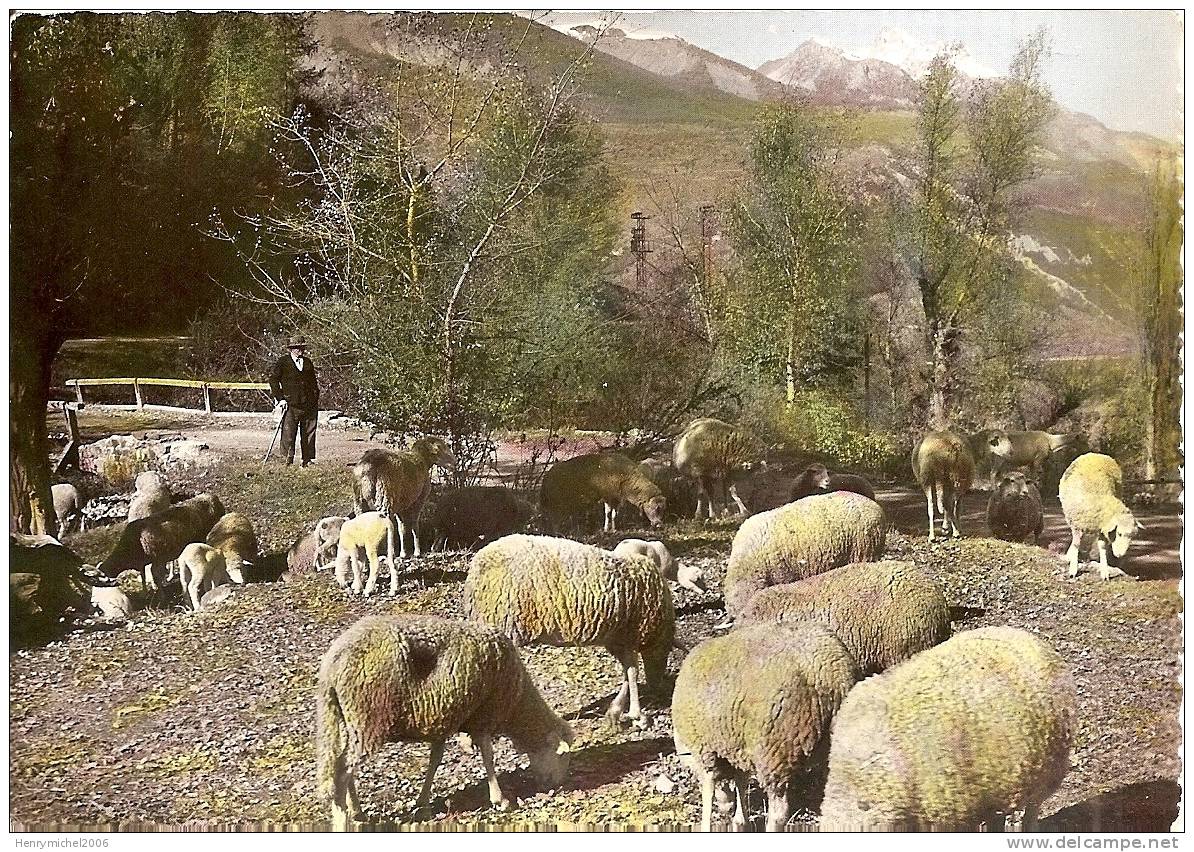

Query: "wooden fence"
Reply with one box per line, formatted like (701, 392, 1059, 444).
(66, 377, 270, 414)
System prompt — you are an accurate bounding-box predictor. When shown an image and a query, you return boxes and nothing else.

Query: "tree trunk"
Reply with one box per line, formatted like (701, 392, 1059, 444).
(10, 328, 58, 537)
(926, 319, 960, 431)
(784, 318, 797, 409)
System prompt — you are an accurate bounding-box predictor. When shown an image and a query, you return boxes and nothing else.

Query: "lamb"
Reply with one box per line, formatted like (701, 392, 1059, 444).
(90, 586, 134, 621)
(722, 491, 886, 618)
(205, 512, 261, 584)
(428, 486, 533, 549)
(51, 483, 86, 534)
(314, 516, 348, 568)
(987, 471, 1045, 544)
(912, 429, 1012, 540)
(177, 542, 231, 611)
(788, 463, 876, 503)
(736, 560, 950, 676)
(673, 418, 766, 520)
(463, 534, 675, 726)
(611, 538, 707, 593)
(97, 493, 225, 592)
(127, 471, 172, 522)
(315, 613, 574, 830)
(351, 437, 456, 560)
(672, 621, 860, 831)
(820, 626, 1076, 831)
(977, 429, 1080, 480)
(334, 511, 398, 597)
(1058, 453, 1143, 581)
(539, 452, 666, 533)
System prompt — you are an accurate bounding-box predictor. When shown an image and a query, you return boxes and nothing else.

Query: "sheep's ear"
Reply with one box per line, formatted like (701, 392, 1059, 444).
(1135, 519, 1147, 531)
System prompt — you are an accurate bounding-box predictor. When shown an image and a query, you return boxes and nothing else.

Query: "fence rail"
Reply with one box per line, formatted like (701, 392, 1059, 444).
(67, 377, 270, 413)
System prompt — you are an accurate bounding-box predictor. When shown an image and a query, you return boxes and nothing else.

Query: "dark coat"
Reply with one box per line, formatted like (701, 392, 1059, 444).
(268, 354, 319, 412)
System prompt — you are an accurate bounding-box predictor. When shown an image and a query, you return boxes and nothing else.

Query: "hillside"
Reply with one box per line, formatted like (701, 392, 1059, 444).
(300, 11, 1171, 358)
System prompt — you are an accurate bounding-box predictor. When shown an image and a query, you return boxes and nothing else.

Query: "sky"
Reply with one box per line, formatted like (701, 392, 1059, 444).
(533, 10, 1184, 141)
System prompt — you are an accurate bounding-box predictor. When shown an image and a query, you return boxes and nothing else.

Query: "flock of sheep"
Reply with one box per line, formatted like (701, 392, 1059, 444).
(28, 415, 1148, 831)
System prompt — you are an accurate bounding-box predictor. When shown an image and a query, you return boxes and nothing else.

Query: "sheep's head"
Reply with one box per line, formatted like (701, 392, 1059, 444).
(995, 471, 1034, 499)
(643, 495, 666, 528)
(804, 463, 832, 490)
(676, 562, 707, 593)
(982, 429, 1014, 459)
(414, 437, 457, 472)
(1103, 511, 1144, 558)
(527, 729, 573, 788)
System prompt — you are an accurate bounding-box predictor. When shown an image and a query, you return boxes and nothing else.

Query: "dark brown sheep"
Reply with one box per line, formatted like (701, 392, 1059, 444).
(986, 472, 1045, 544)
(539, 452, 665, 533)
(788, 463, 876, 503)
(97, 493, 225, 592)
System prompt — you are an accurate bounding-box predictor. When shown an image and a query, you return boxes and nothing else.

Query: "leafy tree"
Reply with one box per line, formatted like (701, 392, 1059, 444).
(1133, 160, 1183, 481)
(898, 30, 1054, 429)
(9, 12, 307, 533)
(726, 103, 861, 406)
(213, 20, 624, 483)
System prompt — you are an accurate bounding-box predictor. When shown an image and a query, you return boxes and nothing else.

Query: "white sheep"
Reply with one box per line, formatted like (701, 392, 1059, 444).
(333, 511, 398, 596)
(722, 491, 886, 618)
(177, 542, 231, 611)
(127, 471, 172, 522)
(912, 429, 1012, 540)
(820, 626, 1076, 831)
(463, 534, 674, 727)
(1058, 452, 1143, 581)
(315, 614, 574, 830)
(672, 621, 860, 831)
(612, 538, 706, 593)
(51, 483, 86, 534)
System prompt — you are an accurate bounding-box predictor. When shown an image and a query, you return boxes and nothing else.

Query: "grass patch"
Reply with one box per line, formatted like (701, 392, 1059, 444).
(13, 739, 91, 779)
(250, 735, 313, 776)
(139, 745, 220, 777)
(113, 688, 182, 731)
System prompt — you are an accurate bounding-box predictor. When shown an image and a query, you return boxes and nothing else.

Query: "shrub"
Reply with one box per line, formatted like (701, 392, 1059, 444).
(779, 389, 901, 476)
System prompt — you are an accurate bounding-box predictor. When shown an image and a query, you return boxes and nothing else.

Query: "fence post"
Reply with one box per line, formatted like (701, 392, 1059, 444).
(202, 383, 212, 414)
(134, 379, 143, 409)
(72, 381, 84, 406)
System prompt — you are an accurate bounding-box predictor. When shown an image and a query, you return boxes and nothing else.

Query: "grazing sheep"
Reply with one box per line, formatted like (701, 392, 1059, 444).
(673, 418, 766, 520)
(463, 534, 675, 726)
(672, 621, 860, 831)
(90, 586, 134, 621)
(540, 452, 666, 533)
(820, 626, 1076, 831)
(127, 471, 172, 522)
(10, 534, 115, 642)
(206, 512, 261, 584)
(722, 492, 885, 618)
(912, 429, 1011, 540)
(789, 463, 876, 503)
(315, 516, 348, 567)
(1058, 453, 1142, 581)
(177, 542, 231, 611)
(334, 511, 398, 597)
(286, 529, 318, 578)
(987, 472, 1045, 544)
(612, 538, 706, 593)
(736, 560, 950, 675)
(639, 457, 699, 520)
(429, 487, 533, 549)
(351, 438, 457, 560)
(97, 493, 225, 592)
(315, 613, 574, 830)
(51, 483, 86, 534)
(977, 429, 1080, 480)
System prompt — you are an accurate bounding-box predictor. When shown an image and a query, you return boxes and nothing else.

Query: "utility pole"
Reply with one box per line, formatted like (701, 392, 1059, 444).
(630, 211, 651, 290)
(699, 204, 717, 285)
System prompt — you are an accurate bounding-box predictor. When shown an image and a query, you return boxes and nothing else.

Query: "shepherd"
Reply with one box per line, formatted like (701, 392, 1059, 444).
(268, 337, 320, 467)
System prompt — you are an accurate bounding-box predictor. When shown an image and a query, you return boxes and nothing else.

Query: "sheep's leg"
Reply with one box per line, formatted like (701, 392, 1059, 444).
(729, 482, 748, 517)
(602, 502, 614, 533)
(410, 523, 421, 558)
(949, 488, 963, 538)
(1065, 528, 1083, 579)
(606, 681, 630, 723)
(924, 486, 937, 541)
(621, 651, 647, 728)
(334, 548, 351, 589)
(764, 786, 791, 832)
(395, 517, 409, 559)
(699, 770, 717, 832)
(363, 544, 379, 597)
(414, 739, 446, 810)
(731, 770, 750, 831)
(1094, 539, 1130, 581)
(350, 550, 364, 595)
(476, 735, 512, 811)
(331, 764, 360, 831)
(188, 579, 204, 612)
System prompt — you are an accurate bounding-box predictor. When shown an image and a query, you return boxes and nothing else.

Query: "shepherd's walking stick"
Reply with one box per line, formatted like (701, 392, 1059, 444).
(263, 405, 285, 462)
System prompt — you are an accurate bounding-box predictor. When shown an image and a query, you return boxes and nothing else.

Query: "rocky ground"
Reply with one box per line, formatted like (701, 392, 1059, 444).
(10, 413, 1184, 831)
